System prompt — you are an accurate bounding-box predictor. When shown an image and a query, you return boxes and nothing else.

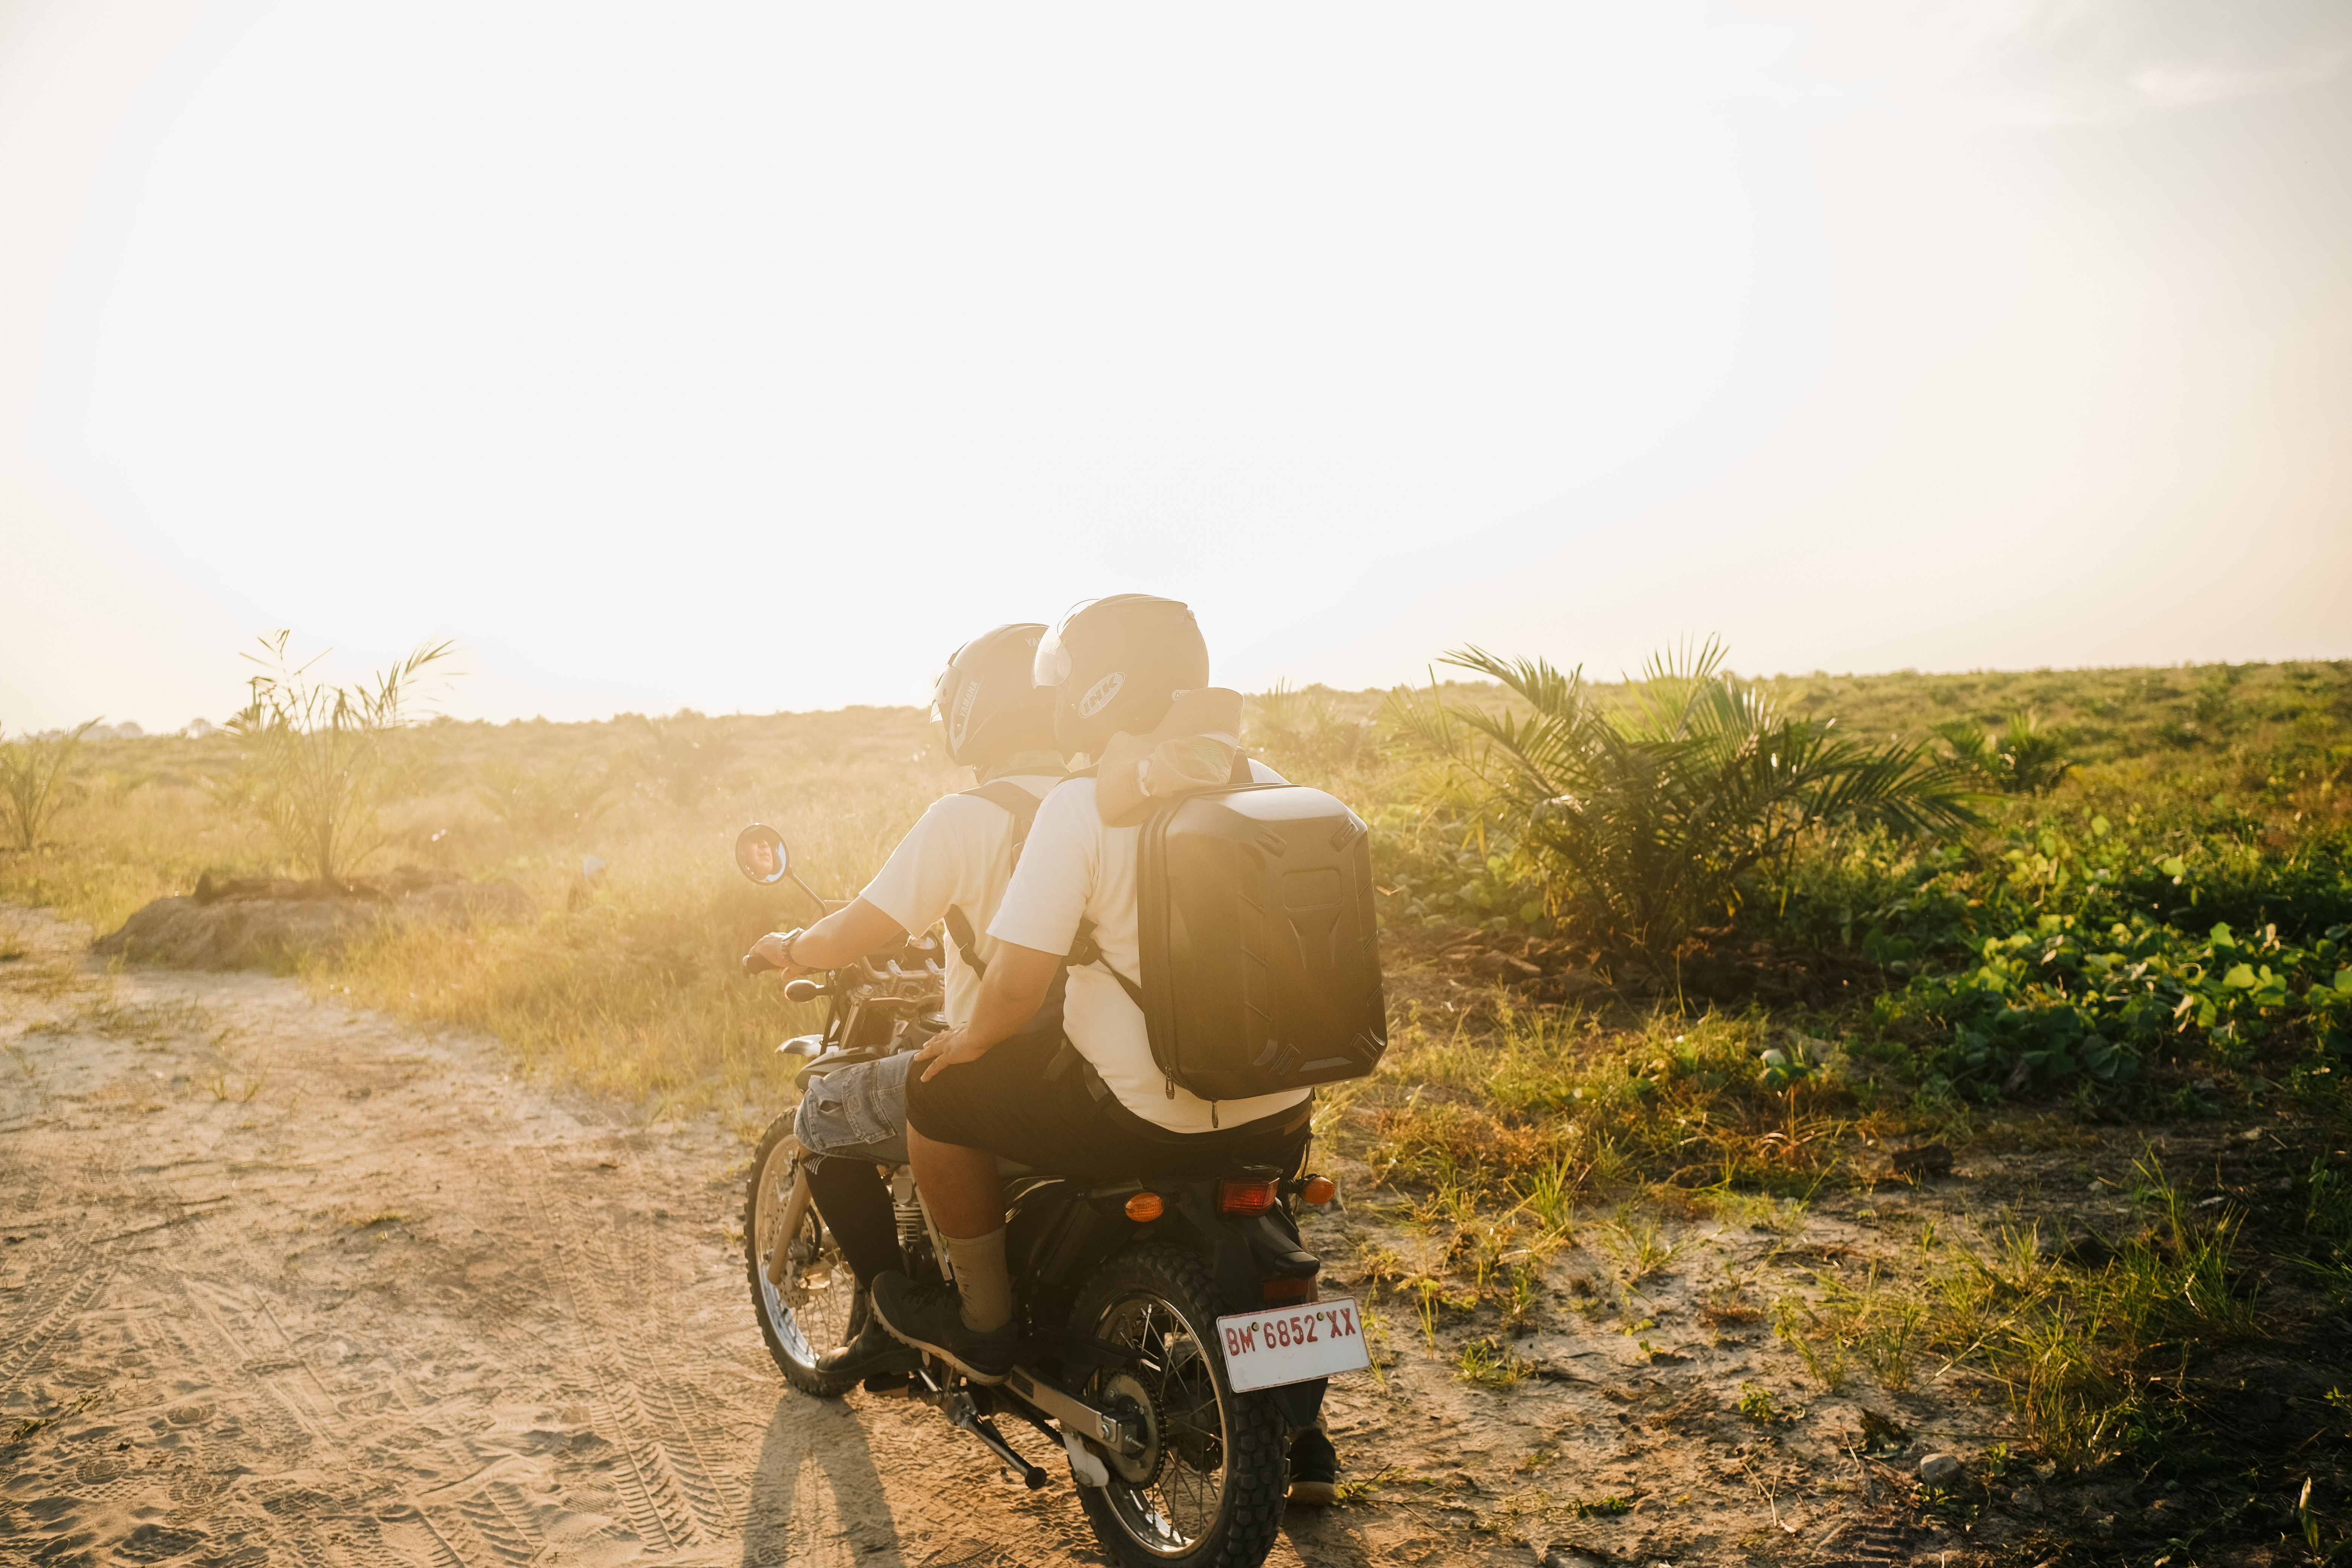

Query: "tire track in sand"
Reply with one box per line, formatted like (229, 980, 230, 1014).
(0, 909, 1168, 1568)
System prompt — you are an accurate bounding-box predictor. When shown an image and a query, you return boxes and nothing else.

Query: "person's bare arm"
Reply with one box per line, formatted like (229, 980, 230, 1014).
(750, 896, 906, 980)
(912, 941, 1060, 1081)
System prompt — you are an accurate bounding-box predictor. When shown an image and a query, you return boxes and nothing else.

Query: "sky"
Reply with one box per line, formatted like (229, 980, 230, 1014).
(2, 0, 2347, 732)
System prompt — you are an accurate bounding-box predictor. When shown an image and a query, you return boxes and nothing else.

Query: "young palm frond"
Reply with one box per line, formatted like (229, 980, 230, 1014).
(224, 632, 457, 882)
(1936, 711, 2075, 796)
(1427, 642, 1985, 961)
(0, 718, 101, 851)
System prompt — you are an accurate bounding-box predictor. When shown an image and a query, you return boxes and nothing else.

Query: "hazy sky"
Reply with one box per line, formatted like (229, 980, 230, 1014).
(3, 0, 2347, 731)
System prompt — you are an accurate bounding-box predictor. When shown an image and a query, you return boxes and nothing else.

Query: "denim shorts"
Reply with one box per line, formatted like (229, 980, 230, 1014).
(793, 1051, 911, 1166)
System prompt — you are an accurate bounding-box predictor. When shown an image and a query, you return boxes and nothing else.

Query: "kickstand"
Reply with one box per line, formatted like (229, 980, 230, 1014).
(958, 1412, 1049, 1490)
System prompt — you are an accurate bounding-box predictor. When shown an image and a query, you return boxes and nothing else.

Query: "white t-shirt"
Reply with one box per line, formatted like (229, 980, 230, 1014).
(987, 762, 1310, 1134)
(859, 774, 1063, 1027)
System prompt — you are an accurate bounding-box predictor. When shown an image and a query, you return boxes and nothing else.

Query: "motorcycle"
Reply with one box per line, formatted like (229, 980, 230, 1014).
(729, 822, 1366, 1568)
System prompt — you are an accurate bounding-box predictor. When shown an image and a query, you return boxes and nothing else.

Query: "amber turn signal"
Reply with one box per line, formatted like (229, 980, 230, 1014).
(1124, 1191, 1165, 1222)
(1301, 1175, 1338, 1207)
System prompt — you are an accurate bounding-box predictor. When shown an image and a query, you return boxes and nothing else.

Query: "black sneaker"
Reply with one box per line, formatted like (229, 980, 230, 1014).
(818, 1310, 922, 1381)
(1286, 1427, 1339, 1506)
(871, 1270, 1015, 1384)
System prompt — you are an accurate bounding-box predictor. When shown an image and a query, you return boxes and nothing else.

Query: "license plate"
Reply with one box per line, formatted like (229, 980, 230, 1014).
(1213, 1297, 1372, 1393)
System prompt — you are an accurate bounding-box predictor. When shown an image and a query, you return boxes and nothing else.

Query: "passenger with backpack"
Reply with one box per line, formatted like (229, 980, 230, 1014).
(871, 595, 1387, 1410)
(748, 622, 1070, 1380)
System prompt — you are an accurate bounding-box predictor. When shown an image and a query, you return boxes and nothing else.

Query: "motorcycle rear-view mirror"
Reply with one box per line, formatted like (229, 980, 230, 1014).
(735, 822, 828, 914)
(735, 823, 789, 884)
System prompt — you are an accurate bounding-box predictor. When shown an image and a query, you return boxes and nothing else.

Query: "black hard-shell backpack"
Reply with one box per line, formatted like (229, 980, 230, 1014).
(1081, 763, 1389, 1108)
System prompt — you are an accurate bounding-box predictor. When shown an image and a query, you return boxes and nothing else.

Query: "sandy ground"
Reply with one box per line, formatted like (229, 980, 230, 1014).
(6, 901, 2139, 1567)
(0, 908, 1559, 1568)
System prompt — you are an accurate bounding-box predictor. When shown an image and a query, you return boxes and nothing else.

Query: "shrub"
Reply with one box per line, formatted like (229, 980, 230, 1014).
(1397, 639, 1985, 961)
(219, 632, 455, 882)
(628, 710, 743, 809)
(1246, 681, 1371, 776)
(1935, 711, 2075, 795)
(0, 718, 99, 850)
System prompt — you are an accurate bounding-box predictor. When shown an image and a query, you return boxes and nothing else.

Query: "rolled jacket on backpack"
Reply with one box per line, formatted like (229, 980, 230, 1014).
(1093, 687, 1246, 827)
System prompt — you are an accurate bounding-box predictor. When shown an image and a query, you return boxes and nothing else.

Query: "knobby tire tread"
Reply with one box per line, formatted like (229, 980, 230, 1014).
(1070, 1241, 1289, 1568)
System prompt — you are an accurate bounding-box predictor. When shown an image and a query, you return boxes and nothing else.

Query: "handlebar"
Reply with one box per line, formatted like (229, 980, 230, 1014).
(738, 950, 828, 1006)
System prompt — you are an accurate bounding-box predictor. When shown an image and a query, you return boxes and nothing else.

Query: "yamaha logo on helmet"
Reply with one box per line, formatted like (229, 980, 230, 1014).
(950, 680, 982, 750)
(1076, 671, 1125, 719)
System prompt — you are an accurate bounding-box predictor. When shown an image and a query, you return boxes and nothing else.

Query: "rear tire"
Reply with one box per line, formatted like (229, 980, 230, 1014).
(743, 1112, 861, 1399)
(1068, 1242, 1288, 1568)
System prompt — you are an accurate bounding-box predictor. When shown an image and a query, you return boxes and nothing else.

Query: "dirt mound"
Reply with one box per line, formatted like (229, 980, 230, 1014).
(92, 866, 533, 969)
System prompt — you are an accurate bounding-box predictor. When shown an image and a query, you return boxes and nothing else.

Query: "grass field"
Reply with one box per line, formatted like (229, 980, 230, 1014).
(8, 654, 2352, 1557)
(8, 658, 2347, 1121)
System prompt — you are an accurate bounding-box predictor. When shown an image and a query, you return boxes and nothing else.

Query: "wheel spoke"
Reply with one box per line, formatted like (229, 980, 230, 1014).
(1096, 1288, 1231, 1555)
(749, 1143, 856, 1377)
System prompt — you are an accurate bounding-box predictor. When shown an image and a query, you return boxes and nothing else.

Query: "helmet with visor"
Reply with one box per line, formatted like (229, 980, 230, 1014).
(1031, 594, 1210, 756)
(934, 623, 1058, 770)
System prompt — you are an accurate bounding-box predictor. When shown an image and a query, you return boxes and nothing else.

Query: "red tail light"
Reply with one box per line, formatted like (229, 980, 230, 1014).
(1260, 1276, 1317, 1305)
(1217, 1178, 1278, 1216)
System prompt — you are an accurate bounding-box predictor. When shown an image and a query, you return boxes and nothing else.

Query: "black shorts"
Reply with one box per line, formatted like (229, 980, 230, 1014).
(905, 1029, 1311, 1181)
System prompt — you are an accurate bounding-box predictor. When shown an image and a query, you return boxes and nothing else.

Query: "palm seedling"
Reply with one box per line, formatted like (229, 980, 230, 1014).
(1393, 638, 1985, 966)
(0, 718, 101, 850)
(221, 632, 456, 883)
(1934, 711, 2074, 796)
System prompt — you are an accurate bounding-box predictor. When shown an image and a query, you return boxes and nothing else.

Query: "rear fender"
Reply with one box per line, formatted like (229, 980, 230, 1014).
(1170, 1188, 1330, 1430)
(1161, 1187, 1320, 1315)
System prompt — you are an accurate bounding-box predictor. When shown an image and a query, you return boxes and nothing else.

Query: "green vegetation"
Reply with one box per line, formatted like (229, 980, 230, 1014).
(1935, 709, 2076, 796)
(6, 646, 2352, 1543)
(1768, 1153, 2260, 1469)
(5, 652, 2345, 1128)
(220, 632, 457, 882)
(0, 717, 100, 850)
(1394, 639, 1984, 963)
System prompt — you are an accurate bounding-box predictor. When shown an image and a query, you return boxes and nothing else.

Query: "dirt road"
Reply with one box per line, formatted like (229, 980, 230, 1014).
(2, 910, 1511, 1568)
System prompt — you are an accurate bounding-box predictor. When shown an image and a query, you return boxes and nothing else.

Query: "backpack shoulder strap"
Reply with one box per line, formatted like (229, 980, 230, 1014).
(1064, 919, 1145, 1011)
(942, 779, 1052, 975)
(962, 778, 1045, 858)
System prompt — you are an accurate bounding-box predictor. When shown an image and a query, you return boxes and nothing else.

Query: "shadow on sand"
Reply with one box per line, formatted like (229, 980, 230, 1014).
(738, 1392, 903, 1567)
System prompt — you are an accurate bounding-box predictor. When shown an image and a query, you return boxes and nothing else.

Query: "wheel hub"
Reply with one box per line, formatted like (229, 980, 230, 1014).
(1096, 1369, 1163, 1487)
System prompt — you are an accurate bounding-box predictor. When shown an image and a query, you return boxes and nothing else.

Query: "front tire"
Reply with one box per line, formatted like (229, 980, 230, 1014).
(743, 1112, 861, 1399)
(1069, 1243, 1288, 1568)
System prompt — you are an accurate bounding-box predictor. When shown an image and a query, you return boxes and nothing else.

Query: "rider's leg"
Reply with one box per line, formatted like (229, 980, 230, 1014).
(906, 1124, 1010, 1331)
(1286, 1420, 1340, 1506)
(793, 1057, 914, 1287)
(801, 1156, 902, 1285)
(906, 1124, 1004, 1238)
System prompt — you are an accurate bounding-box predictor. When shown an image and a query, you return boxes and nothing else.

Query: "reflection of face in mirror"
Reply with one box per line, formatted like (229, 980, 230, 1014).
(734, 825, 789, 885)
